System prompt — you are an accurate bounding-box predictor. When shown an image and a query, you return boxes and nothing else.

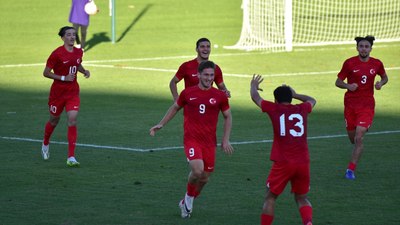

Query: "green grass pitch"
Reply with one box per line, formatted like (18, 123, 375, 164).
(0, 0, 399, 224)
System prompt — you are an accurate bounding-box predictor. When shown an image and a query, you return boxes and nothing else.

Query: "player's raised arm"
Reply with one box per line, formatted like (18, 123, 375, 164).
(250, 74, 264, 108)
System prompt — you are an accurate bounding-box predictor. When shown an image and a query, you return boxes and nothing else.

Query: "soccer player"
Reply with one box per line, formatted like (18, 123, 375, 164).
(250, 75, 316, 225)
(150, 61, 234, 218)
(169, 37, 230, 101)
(335, 35, 388, 180)
(41, 26, 90, 167)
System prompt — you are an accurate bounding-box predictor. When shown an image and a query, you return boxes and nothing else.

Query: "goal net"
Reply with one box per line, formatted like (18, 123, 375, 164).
(226, 0, 400, 52)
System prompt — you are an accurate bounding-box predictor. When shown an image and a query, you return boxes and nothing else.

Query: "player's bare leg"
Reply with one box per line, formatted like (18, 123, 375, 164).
(351, 126, 367, 166)
(261, 189, 277, 225)
(345, 126, 367, 179)
(295, 194, 313, 225)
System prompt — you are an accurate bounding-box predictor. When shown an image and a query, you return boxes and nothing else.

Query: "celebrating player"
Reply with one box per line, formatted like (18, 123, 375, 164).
(169, 37, 230, 101)
(250, 75, 316, 225)
(150, 61, 234, 218)
(335, 35, 388, 180)
(41, 26, 90, 166)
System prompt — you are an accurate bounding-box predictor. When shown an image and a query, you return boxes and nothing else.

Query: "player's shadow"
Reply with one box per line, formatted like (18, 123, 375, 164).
(117, 4, 153, 43)
(85, 32, 111, 52)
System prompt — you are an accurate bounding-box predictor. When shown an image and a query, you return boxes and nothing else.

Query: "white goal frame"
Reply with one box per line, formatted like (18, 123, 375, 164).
(226, 0, 400, 52)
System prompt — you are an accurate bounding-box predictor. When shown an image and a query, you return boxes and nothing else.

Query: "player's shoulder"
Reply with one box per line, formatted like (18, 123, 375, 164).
(368, 56, 383, 64)
(182, 58, 198, 66)
(346, 56, 359, 63)
(51, 45, 65, 54)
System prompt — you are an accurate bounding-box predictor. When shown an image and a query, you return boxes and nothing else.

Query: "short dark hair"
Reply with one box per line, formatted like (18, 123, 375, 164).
(274, 86, 292, 103)
(355, 35, 375, 46)
(196, 37, 211, 48)
(58, 26, 75, 37)
(198, 61, 215, 73)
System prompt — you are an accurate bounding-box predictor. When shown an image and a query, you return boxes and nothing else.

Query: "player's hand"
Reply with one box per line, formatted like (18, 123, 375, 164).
(375, 81, 383, 90)
(149, 124, 163, 136)
(221, 141, 234, 155)
(251, 74, 264, 91)
(65, 73, 76, 81)
(223, 89, 231, 98)
(347, 83, 358, 91)
(83, 70, 90, 78)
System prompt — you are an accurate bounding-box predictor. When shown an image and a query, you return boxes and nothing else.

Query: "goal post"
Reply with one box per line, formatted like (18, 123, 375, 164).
(226, 0, 400, 52)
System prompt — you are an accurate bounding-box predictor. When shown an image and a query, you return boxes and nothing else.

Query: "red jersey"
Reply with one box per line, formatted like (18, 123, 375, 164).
(261, 101, 312, 163)
(46, 46, 84, 98)
(175, 58, 224, 88)
(177, 86, 230, 147)
(337, 56, 386, 100)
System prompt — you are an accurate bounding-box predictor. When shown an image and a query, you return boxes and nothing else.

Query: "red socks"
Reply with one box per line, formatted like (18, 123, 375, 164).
(348, 162, 357, 171)
(261, 214, 274, 225)
(68, 126, 77, 157)
(299, 205, 313, 225)
(43, 122, 55, 145)
(186, 183, 196, 197)
(43, 122, 78, 157)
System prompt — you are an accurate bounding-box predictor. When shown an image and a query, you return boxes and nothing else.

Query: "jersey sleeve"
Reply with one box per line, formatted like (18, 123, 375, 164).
(301, 102, 313, 114)
(214, 65, 224, 85)
(377, 59, 386, 77)
(175, 63, 186, 81)
(46, 50, 59, 69)
(260, 100, 276, 113)
(337, 59, 350, 80)
(220, 93, 230, 112)
(176, 89, 186, 107)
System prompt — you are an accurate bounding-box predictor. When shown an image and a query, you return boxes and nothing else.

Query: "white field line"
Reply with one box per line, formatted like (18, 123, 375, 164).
(1, 130, 399, 153)
(3, 61, 398, 78)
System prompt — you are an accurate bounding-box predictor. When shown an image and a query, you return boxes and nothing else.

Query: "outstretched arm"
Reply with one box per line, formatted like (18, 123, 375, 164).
(221, 109, 233, 154)
(149, 103, 181, 136)
(250, 74, 264, 108)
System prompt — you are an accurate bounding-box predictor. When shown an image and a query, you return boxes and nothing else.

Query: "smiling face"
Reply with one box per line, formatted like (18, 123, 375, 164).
(61, 28, 76, 47)
(196, 40, 211, 61)
(198, 67, 215, 89)
(357, 40, 372, 60)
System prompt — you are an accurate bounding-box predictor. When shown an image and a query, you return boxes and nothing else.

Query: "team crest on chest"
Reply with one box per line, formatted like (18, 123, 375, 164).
(369, 69, 375, 75)
(209, 98, 216, 104)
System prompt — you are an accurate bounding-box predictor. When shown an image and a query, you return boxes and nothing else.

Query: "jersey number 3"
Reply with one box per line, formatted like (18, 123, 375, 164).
(279, 114, 304, 137)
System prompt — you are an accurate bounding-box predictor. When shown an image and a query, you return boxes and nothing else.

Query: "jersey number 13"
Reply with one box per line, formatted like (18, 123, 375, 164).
(279, 113, 304, 137)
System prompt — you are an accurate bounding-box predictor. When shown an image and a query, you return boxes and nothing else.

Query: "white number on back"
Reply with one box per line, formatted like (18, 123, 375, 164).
(279, 113, 304, 137)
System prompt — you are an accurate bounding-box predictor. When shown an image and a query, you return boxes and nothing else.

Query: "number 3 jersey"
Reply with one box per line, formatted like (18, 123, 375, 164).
(337, 56, 386, 100)
(261, 101, 313, 163)
(177, 86, 230, 147)
(46, 46, 84, 99)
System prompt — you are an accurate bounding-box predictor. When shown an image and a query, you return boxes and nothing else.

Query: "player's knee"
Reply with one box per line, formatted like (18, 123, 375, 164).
(67, 119, 77, 126)
(354, 135, 364, 145)
(191, 169, 204, 179)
